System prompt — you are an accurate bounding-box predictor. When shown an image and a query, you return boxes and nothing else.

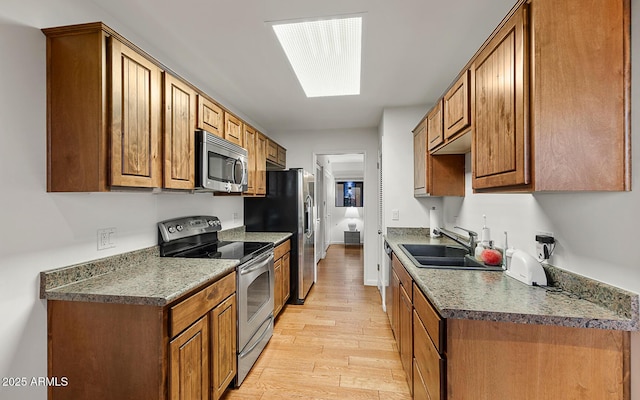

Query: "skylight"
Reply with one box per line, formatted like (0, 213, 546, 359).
(271, 15, 362, 98)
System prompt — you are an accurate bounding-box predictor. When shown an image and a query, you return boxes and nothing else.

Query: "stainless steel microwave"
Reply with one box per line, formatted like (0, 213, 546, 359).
(196, 130, 248, 193)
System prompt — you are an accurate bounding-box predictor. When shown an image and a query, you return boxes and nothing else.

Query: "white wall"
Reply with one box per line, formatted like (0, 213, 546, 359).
(270, 128, 379, 285)
(0, 15, 244, 400)
(379, 106, 443, 230)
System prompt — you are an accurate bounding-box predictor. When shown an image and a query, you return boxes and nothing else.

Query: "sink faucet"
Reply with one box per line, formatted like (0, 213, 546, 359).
(433, 226, 478, 255)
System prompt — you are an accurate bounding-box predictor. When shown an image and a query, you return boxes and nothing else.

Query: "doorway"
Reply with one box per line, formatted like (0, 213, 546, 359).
(314, 152, 366, 268)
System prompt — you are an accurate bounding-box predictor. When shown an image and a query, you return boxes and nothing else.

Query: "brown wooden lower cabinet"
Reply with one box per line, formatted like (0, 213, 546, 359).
(446, 319, 630, 400)
(170, 315, 209, 400)
(47, 271, 237, 400)
(392, 253, 414, 394)
(390, 254, 630, 400)
(273, 239, 291, 318)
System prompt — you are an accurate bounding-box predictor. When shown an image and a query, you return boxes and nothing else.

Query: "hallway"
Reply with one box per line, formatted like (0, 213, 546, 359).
(222, 244, 411, 399)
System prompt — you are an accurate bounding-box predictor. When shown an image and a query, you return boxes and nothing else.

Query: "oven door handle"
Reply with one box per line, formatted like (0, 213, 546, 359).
(238, 316, 273, 359)
(239, 252, 274, 275)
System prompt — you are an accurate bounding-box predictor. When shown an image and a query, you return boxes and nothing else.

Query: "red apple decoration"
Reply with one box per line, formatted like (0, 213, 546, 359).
(481, 248, 502, 266)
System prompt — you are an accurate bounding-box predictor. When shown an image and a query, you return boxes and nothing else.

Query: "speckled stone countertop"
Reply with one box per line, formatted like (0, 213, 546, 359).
(219, 226, 292, 245)
(385, 229, 639, 331)
(40, 229, 292, 306)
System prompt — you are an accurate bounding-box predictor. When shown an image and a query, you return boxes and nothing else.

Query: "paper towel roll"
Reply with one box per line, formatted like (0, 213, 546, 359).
(429, 207, 442, 238)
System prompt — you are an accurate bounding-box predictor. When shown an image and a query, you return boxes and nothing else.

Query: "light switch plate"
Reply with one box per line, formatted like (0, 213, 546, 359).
(392, 209, 399, 220)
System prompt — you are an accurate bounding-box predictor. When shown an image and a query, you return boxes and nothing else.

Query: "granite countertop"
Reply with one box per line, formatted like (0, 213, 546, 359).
(385, 229, 639, 331)
(219, 228, 292, 245)
(40, 229, 292, 307)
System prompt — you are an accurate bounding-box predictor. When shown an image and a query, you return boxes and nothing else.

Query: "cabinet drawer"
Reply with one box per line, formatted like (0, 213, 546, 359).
(170, 271, 236, 337)
(274, 239, 290, 260)
(413, 283, 444, 353)
(414, 309, 444, 400)
(392, 254, 413, 301)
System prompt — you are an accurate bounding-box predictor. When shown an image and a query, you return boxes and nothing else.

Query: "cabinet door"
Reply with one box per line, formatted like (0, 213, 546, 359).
(427, 101, 443, 151)
(243, 125, 256, 195)
(282, 252, 290, 304)
(277, 145, 286, 168)
(472, 5, 529, 190)
(444, 70, 471, 139)
(197, 95, 223, 138)
(224, 113, 243, 146)
(211, 294, 237, 400)
(266, 140, 278, 163)
(413, 119, 427, 196)
(170, 315, 209, 400)
(164, 73, 196, 189)
(273, 257, 283, 316)
(110, 38, 162, 188)
(413, 358, 431, 400)
(255, 133, 267, 195)
(400, 284, 413, 395)
(391, 269, 400, 338)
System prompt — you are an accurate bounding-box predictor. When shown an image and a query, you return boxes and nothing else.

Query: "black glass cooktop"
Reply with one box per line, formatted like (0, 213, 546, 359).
(171, 240, 273, 263)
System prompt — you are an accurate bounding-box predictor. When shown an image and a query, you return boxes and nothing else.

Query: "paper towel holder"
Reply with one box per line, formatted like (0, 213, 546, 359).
(430, 207, 442, 238)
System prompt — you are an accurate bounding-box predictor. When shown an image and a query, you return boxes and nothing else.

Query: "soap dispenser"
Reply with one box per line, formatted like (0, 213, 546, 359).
(481, 215, 491, 244)
(475, 215, 491, 260)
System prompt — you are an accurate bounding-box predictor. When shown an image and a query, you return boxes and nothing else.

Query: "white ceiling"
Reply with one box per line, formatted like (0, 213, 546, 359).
(4, 0, 517, 134)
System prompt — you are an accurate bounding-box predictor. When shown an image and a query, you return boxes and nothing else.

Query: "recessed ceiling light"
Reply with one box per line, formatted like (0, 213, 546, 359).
(270, 15, 362, 98)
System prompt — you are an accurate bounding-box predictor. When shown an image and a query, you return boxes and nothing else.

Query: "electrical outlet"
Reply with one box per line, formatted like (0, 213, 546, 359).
(392, 209, 399, 221)
(233, 212, 239, 222)
(535, 232, 555, 260)
(97, 228, 117, 250)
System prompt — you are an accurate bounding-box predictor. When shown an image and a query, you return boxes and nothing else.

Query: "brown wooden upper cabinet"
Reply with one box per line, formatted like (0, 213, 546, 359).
(472, 5, 528, 190)
(110, 37, 163, 189)
(427, 100, 444, 151)
(277, 145, 287, 168)
(197, 95, 224, 138)
(243, 125, 257, 195)
(266, 138, 286, 169)
(224, 113, 243, 147)
(443, 70, 471, 140)
(414, 117, 465, 197)
(164, 73, 196, 190)
(413, 118, 427, 196)
(472, 0, 630, 192)
(255, 133, 267, 195)
(44, 23, 166, 191)
(266, 139, 278, 164)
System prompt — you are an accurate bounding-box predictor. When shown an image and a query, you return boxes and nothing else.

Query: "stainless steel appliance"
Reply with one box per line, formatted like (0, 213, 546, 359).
(157, 215, 274, 386)
(244, 168, 315, 304)
(196, 130, 248, 193)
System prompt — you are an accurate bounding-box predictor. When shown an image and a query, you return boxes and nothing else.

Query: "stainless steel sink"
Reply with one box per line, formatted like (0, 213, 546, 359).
(399, 244, 503, 271)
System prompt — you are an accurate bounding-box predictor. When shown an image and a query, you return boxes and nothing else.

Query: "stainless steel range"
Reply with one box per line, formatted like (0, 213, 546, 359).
(158, 215, 275, 386)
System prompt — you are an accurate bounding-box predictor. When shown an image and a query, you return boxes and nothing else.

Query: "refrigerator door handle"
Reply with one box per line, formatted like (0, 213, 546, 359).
(304, 194, 313, 238)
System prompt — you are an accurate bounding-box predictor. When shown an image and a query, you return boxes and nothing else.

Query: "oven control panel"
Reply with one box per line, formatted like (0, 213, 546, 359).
(157, 215, 221, 243)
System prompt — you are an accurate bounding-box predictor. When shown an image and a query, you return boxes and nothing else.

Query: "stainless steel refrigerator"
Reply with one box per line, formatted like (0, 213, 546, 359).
(244, 168, 315, 304)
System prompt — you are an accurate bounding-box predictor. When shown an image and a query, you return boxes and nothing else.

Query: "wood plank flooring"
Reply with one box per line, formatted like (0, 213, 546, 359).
(222, 244, 411, 400)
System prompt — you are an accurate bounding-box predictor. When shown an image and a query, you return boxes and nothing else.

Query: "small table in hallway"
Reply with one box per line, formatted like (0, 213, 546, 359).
(343, 230, 361, 245)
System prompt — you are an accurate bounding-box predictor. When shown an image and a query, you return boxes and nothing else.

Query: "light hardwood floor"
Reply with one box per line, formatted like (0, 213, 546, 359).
(222, 244, 411, 400)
